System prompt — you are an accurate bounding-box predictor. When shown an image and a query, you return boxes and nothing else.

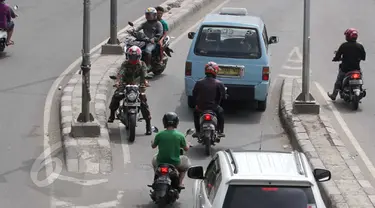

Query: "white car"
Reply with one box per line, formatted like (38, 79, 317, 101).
(187, 149, 331, 208)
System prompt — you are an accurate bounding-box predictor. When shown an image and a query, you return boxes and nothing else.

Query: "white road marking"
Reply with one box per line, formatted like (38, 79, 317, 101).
(282, 46, 303, 70)
(278, 74, 301, 78)
(119, 123, 131, 165)
(54, 190, 124, 208)
(52, 173, 108, 186)
(314, 81, 375, 178)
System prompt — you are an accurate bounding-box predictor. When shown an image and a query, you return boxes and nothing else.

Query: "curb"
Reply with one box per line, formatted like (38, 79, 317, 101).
(279, 77, 375, 207)
(59, 0, 219, 173)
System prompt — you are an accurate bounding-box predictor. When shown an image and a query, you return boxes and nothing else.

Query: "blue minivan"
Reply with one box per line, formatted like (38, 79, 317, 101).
(184, 8, 279, 111)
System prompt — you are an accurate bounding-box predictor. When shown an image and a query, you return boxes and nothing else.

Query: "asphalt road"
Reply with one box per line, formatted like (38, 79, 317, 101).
(47, 0, 305, 206)
(278, 0, 375, 186)
(0, 0, 166, 207)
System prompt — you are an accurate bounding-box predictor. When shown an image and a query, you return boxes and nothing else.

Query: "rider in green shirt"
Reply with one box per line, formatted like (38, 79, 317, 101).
(155, 6, 173, 57)
(151, 112, 191, 187)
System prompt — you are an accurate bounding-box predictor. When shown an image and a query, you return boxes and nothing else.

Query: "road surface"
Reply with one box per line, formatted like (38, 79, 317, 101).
(48, 0, 302, 206)
(0, 0, 166, 207)
(280, 0, 375, 186)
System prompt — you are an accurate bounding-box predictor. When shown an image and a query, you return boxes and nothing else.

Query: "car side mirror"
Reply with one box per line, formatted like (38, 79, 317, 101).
(268, 36, 279, 44)
(186, 128, 195, 136)
(188, 32, 196, 39)
(109, 75, 117, 80)
(313, 168, 331, 182)
(151, 126, 159, 133)
(187, 166, 204, 179)
(128, 21, 134, 27)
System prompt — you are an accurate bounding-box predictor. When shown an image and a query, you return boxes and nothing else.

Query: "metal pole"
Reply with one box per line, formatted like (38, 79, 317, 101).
(302, 0, 311, 102)
(109, 0, 118, 44)
(78, 0, 92, 122)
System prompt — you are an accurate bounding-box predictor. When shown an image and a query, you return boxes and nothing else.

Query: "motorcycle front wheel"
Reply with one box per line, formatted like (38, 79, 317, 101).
(128, 113, 137, 142)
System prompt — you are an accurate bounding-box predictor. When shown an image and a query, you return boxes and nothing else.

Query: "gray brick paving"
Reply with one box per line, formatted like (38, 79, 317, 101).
(280, 77, 375, 207)
(59, 0, 217, 173)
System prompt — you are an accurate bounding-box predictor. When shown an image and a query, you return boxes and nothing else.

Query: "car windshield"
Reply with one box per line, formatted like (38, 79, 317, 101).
(194, 26, 261, 59)
(222, 185, 317, 208)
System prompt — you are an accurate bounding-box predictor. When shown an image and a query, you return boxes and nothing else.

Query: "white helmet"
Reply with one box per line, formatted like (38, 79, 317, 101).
(145, 7, 157, 20)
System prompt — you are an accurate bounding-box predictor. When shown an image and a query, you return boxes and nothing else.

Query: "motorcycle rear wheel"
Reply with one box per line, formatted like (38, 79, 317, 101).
(351, 100, 359, 110)
(128, 114, 136, 142)
(204, 137, 211, 156)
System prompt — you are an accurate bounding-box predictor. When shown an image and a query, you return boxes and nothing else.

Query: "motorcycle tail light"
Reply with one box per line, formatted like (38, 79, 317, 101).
(160, 167, 169, 174)
(351, 73, 360, 79)
(185, 62, 192, 76)
(204, 114, 212, 121)
(262, 67, 269, 81)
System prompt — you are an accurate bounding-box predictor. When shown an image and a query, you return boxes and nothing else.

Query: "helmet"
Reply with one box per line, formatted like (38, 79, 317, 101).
(126, 46, 142, 65)
(145, 7, 157, 21)
(204, 61, 220, 77)
(162, 112, 179, 128)
(344, 28, 358, 41)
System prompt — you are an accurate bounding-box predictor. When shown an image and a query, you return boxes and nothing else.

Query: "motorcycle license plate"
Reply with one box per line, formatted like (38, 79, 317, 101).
(156, 176, 171, 184)
(349, 79, 363, 85)
(124, 102, 140, 106)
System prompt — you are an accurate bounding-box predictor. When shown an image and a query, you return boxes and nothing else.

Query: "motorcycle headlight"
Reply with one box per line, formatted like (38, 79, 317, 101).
(126, 91, 137, 101)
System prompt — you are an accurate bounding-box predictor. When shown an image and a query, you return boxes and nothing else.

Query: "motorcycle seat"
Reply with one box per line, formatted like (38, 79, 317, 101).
(345, 70, 361, 76)
(201, 110, 216, 116)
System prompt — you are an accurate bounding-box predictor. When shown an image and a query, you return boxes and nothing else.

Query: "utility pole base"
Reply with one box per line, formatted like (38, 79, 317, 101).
(71, 113, 100, 137)
(293, 93, 320, 114)
(101, 42, 123, 55)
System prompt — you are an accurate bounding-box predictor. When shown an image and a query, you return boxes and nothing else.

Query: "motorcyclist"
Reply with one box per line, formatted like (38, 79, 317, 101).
(108, 46, 152, 135)
(135, 7, 163, 69)
(0, 0, 17, 45)
(192, 62, 226, 138)
(328, 28, 366, 100)
(155, 5, 173, 57)
(151, 112, 191, 188)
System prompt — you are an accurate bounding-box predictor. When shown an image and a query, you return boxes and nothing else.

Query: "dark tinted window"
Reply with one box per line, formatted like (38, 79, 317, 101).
(204, 157, 221, 203)
(194, 26, 261, 59)
(223, 185, 316, 208)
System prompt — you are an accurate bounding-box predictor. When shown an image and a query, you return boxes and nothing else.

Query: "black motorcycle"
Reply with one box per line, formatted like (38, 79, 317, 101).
(333, 51, 366, 110)
(124, 21, 171, 76)
(148, 127, 194, 207)
(109, 76, 142, 142)
(338, 70, 366, 110)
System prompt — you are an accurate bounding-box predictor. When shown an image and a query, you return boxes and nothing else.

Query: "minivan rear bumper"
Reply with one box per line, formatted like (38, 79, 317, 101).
(185, 77, 269, 101)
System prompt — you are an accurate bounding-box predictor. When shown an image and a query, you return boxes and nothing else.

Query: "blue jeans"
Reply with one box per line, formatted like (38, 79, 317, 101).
(144, 43, 156, 54)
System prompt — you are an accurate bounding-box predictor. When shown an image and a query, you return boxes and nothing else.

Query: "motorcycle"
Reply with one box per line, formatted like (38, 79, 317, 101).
(148, 127, 195, 207)
(109, 75, 143, 142)
(333, 51, 366, 110)
(124, 21, 171, 76)
(0, 5, 18, 52)
(192, 88, 228, 156)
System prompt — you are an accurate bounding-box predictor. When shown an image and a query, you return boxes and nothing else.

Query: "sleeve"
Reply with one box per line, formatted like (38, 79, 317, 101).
(180, 133, 187, 148)
(332, 44, 344, 61)
(192, 81, 199, 101)
(218, 82, 226, 101)
(360, 44, 366, 61)
(135, 22, 144, 32)
(153, 21, 163, 40)
(164, 21, 169, 32)
(139, 62, 147, 85)
(153, 133, 160, 146)
(10, 8, 16, 18)
(117, 62, 126, 81)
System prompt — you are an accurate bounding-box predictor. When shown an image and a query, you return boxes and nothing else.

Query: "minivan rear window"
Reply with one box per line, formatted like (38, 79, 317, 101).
(194, 26, 261, 59)
(223, 185, 316, 208)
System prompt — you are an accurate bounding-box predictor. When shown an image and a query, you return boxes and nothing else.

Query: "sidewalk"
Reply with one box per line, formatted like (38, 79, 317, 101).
(280, 77, 375, 208)
(59, 0, 217, 173)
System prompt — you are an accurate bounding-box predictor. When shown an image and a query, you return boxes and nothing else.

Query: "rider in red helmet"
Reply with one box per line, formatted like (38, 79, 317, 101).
(328, 28, 366, 100)
(192, 61, 226, 138)
(108, 46, 153, 135)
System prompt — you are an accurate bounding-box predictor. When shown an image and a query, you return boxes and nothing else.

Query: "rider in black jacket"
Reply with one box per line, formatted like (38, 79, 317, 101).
(328, 28, 366, 100)
(192, 62, 226, 138)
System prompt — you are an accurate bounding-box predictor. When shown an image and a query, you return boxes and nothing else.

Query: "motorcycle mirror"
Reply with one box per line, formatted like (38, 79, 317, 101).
(186, 128, 195, 136)
(151, 126, 159, 133)
(128, 21, 134, 27)
(334, 50, 337, 54)
(13, 5, 18, 10)
(109, 75, 117, 80)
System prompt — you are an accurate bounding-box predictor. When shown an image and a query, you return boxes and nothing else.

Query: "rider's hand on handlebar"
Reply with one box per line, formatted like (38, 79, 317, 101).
(150, 39, 155, 44)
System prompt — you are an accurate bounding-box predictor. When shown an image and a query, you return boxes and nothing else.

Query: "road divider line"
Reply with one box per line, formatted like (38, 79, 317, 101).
(314, 81, 375, 178)
(119, 123, 131, 165)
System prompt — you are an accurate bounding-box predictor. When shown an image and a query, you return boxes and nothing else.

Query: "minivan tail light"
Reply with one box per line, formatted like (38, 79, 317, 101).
(262, 67, 269, 81)
(262, 187, 278, 191)
(185, 62, 192, 76)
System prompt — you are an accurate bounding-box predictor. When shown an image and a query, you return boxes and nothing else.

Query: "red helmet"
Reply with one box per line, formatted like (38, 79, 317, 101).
(344, 28, 358, 41)
(204, 61, 220, 76)
(127, 46, 142, 64)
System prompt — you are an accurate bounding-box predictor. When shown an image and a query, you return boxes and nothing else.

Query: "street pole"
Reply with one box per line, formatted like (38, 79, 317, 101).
(109, 0, 119, 44)
(301, 0, 311, 102)
(293, 0, 320, 114)
(77, 0, 94, 122)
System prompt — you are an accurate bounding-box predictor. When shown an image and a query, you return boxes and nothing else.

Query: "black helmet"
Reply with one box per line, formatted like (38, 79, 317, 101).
(162, 112, 179, 128)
